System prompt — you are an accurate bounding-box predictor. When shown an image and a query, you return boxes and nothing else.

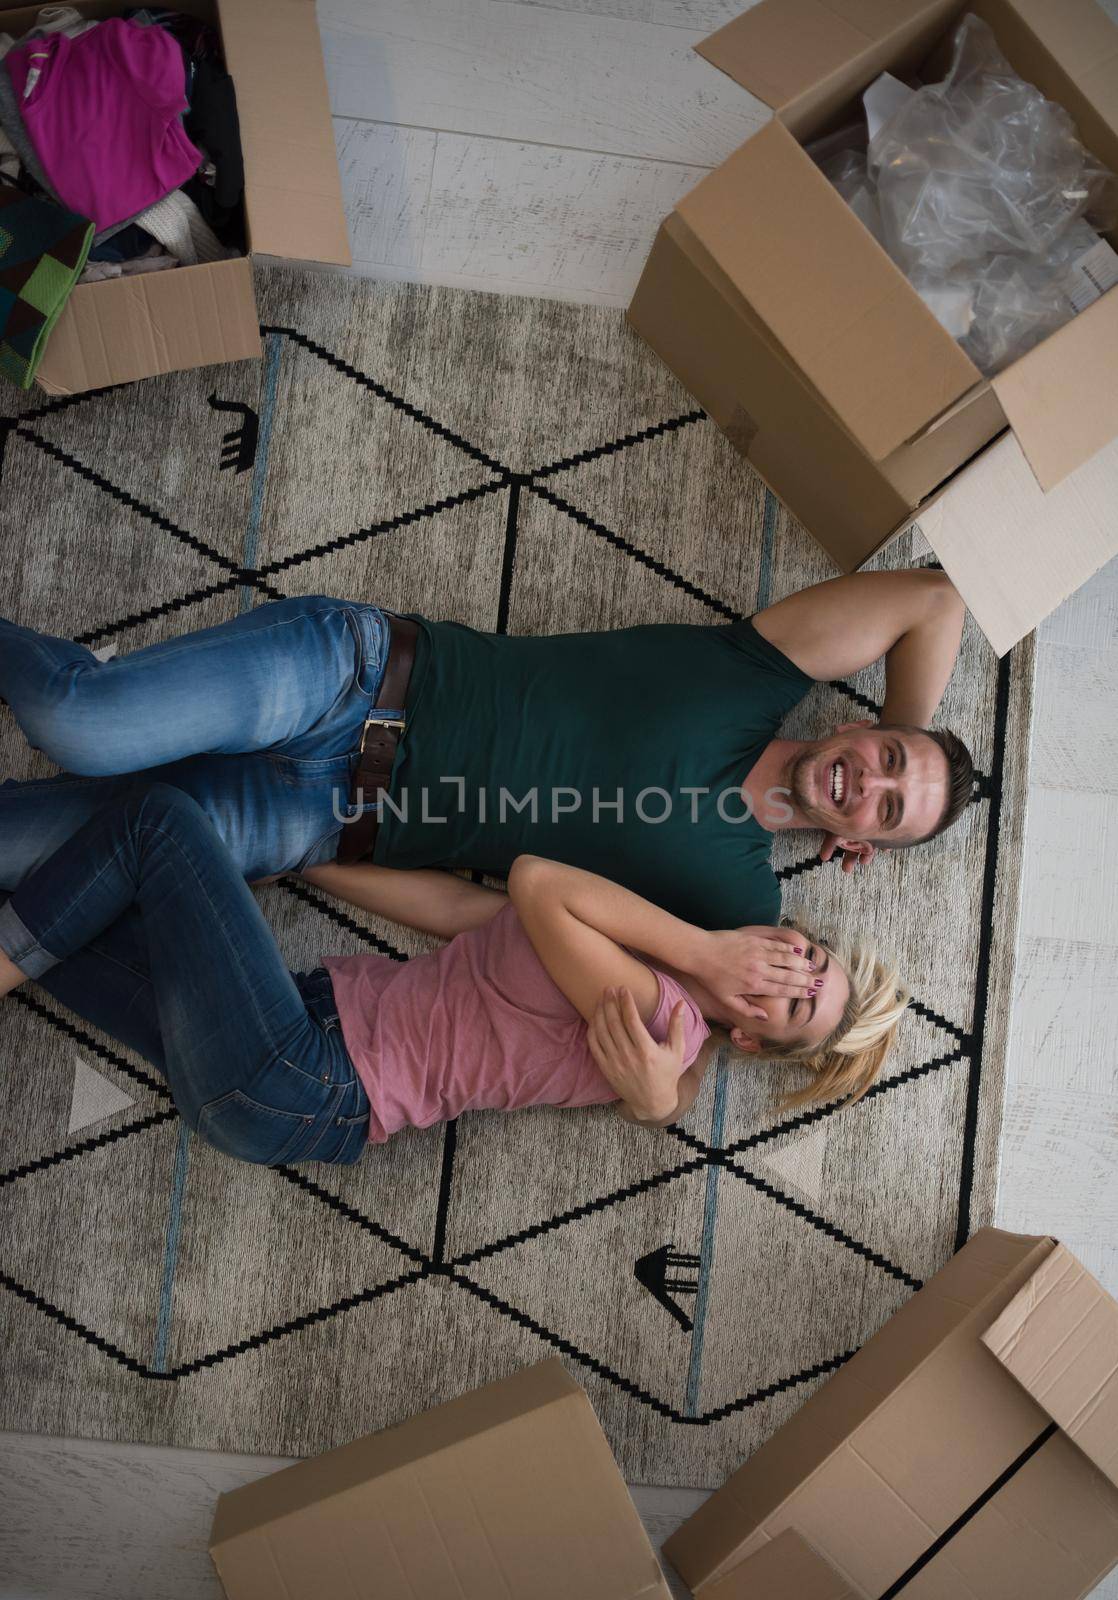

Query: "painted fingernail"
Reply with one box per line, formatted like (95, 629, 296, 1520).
(794, 947, 803, 955)
(807, 960, 816, 970)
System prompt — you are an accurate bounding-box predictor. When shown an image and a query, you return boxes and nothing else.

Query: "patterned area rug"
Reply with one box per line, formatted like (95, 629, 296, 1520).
(0, 266, 1033, 1488)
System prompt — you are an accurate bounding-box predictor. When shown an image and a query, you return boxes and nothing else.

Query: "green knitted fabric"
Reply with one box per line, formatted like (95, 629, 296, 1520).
(0, 182, 93, 389)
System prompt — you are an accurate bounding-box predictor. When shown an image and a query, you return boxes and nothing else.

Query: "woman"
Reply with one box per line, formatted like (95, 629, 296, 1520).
(0, 785, 908, 1166)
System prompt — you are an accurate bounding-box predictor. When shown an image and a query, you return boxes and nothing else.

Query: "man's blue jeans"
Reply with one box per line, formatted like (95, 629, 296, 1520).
(0, 786, 371, 1165)
(0, 596, 392, 889)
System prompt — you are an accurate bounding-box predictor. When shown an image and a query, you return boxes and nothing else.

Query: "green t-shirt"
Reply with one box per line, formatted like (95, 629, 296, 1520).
(374, 616, 813, 930)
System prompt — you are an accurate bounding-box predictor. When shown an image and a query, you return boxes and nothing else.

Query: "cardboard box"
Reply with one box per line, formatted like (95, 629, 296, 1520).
(208, 1358, 674, 1600)
(663, 1228, 1118, 1600)
(0, 0, 350, 395)
(700, 1529, 863, 1598)
(627, 0, 1118, 654)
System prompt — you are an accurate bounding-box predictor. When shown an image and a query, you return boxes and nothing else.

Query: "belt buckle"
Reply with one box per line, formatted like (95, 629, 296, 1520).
(359, 713, 406, 754)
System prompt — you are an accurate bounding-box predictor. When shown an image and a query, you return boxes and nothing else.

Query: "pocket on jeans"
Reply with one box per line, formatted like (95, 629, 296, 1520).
(196, 1090, 314, 1165)
(294, 830, 345, 873)
(314, 1110, 369, 1166)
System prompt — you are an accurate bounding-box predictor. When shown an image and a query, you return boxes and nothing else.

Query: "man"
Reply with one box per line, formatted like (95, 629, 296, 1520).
(0, 566, 970, 939)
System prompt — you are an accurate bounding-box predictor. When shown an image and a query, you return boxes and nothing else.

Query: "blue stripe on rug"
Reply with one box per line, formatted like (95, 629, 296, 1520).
(151, 1120, 191, 1373)
(240, 329, 283, 611)
(684, 487, 779, 1417)
(756, 487, 778, 614)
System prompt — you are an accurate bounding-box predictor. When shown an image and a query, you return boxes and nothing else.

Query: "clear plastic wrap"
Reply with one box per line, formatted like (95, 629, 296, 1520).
(958, 220, 1106, 372)
(870, 15, 1117, 276)
(830, 12, 1118, 373)
(818, 150, 885, 246)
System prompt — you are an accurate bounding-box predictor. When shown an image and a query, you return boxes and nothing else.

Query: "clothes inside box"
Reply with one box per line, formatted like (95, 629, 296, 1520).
(0, 5, 245, 386)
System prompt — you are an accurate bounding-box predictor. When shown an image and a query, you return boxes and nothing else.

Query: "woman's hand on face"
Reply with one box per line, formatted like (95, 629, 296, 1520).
(690, 926, 821, 1024)
(588, 987, 686, 1125)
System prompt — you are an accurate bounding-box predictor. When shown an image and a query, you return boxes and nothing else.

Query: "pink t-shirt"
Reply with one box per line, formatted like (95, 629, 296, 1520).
(7, 20, 202, 232)
(323, 904, 711, 1144)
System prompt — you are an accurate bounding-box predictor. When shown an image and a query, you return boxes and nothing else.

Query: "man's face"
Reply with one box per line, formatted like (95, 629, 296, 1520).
(789, 724, 949, 846)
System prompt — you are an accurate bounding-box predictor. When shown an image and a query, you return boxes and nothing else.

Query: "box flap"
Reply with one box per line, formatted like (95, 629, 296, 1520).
(219, 0, 350, 266)
(210, 1359, 673, 1600)
(695, 0, 959, 136)
(982, 1245, 1118, 1490)
(991, 288, 1118, 492)
(210, 1360, 581, 1543)
(675, 120, 979, 463)
(917, 426, 1118, 655)
(627, 213, 916, 569)
(700, 1529, 864, 1598)
(35, 257, 262, 395)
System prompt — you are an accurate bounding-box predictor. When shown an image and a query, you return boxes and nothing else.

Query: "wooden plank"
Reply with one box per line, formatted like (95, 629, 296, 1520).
(319, 0, 767, 165)
(1030, 641, 1118, 796)
(1008, 934, 1118, 1096)
(334, 119, 438, 270)
(1035, 551, 1118, 655)
(517, 0, 747, 28)
(421, 130, 703, 300)
(1012, 788, 1118, 948)
(0, 1432, 289, 1599)
(333, 119, 703, 303)
(996, 1083, 1118, 1246)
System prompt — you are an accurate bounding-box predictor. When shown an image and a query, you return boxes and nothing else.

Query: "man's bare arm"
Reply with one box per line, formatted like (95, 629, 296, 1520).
(753, 569, 965, 728)
(301, 862, 506, 940)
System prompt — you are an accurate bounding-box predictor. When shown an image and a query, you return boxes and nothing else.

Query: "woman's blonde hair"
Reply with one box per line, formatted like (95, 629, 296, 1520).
(759, 919, 910, 1108)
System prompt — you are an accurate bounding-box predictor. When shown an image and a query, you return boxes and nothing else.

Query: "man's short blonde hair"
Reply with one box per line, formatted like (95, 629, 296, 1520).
(762, 919, 910, 1108)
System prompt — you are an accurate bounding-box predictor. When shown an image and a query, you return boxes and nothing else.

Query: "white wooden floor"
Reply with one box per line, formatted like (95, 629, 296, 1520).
(2, 1, 1116, 1595)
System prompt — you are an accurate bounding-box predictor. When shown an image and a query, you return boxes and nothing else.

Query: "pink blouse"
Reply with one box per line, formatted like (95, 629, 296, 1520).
(7, 19, 201, 232)
(324, 904, 711, 1143)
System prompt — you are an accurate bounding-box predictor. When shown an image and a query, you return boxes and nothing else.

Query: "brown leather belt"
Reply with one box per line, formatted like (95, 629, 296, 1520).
(336, 614, 418, 866)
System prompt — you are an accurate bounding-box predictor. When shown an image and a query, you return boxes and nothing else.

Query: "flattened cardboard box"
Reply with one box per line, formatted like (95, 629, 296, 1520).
(701, 1529, 863, 1599)
(627, 0, 1118, 654)
(0, 0, 351, 394)
(664, 1229, 1118, 1600)
(209, 1358, 673, 1600)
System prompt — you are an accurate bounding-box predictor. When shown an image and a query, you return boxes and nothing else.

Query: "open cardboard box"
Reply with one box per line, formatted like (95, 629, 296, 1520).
(628, 0, 1118, 655)
(0, 0, 350, 394)
(664, 1228, 1118, 1600)
(208, 1357, 674, 1600)
(698, 1528, 862, 1598)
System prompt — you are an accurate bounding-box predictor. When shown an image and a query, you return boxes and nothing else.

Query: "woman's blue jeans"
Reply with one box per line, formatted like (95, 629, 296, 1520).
(0, 785, 371, 1165)
(0, 595, 393, 890)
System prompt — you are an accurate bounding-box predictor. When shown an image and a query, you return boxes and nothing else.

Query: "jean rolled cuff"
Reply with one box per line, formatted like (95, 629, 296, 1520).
(0, 899, 59, 980)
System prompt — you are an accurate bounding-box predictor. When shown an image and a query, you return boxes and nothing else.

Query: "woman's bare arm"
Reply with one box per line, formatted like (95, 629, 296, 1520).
(507, 859, 722, 1125)
(301, 862, 506, 941)
(507, 856, 695, 1025)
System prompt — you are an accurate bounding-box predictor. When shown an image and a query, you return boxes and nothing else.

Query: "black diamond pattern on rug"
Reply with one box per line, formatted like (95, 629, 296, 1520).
(0, 275, 1030, 1486)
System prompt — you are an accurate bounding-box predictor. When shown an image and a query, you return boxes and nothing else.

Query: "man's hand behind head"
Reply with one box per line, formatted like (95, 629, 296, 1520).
(819, 834, 878, 874)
